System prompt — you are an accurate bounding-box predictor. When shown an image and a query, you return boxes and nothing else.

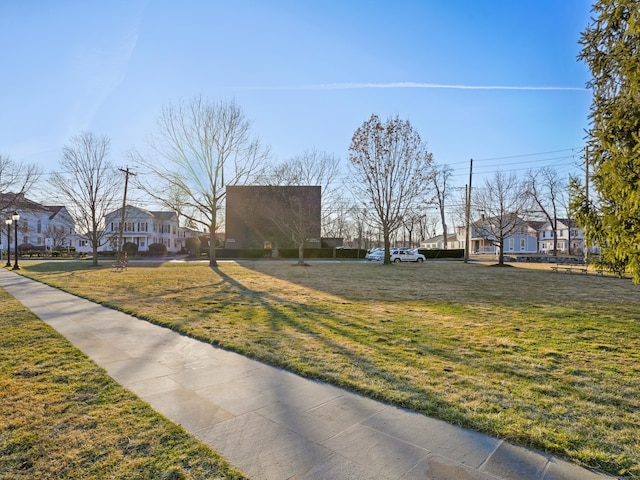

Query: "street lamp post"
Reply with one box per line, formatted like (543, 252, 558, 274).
(12, 212, 20, 270)
(5, 218, 11, 268)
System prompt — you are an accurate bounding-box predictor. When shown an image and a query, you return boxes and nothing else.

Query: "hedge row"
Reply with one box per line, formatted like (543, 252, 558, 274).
(190, 248, 463, 260)
(209, 248, 369, 259)
(415, 248, 465, 259)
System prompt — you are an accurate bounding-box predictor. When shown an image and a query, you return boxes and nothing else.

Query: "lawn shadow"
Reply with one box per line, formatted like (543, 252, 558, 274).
(210, 265, 463, 422)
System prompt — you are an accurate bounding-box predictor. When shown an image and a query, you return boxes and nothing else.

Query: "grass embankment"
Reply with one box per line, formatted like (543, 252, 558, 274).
(14, 259, 640, 478)
(0, 288, 246, 480)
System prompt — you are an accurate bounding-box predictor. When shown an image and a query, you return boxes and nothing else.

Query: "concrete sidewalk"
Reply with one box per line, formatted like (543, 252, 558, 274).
(0, 268, 618, 480)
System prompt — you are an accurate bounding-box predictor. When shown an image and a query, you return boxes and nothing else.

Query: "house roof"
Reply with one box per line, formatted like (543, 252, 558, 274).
(526, 220, 547, 230)
(44, 205, 67, 220)
(151, 211, 178, 221)
(424, 233, 457, 243)
(106, 205, 178, 222)
(538, 218, 577, 229)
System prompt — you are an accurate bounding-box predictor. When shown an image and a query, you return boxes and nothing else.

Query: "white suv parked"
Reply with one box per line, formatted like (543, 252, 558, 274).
(390, 249, 425, 263)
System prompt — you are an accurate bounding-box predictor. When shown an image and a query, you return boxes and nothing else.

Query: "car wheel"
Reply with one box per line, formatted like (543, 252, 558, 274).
(393, 258, 401, 263)
(417, 258, 424, 263)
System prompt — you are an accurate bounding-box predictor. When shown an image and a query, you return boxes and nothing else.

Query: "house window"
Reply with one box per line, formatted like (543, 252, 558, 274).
(520, 238, 526, 251)
(37, 219, 42, 233)
(508, 238, 514, 250)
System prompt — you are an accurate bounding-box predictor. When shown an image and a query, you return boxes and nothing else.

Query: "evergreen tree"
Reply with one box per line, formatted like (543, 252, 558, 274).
(574, 0, 640, 282)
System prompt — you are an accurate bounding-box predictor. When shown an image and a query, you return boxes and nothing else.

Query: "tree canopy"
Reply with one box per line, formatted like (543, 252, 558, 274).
(133, 96, 270, 267)
(574, 0, 640, 282)
(348, 114, 433, 263)
(51, 132, 122, 266)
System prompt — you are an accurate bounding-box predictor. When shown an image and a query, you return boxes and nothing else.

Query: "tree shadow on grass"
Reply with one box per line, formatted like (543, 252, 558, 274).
(208, 265, 464, 422)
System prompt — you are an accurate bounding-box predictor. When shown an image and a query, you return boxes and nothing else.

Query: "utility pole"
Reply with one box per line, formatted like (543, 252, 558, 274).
(464, 158, 473, 263)
(118, 167, 136, 265)
(584, 147, 589, 264)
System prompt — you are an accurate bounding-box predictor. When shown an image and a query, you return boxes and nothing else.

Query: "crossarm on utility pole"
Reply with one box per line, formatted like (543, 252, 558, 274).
(117, 167, 136, 266)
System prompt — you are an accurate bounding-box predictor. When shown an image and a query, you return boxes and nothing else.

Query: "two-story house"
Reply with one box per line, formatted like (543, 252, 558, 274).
(456, 217, 540, 255)
(538, 219, 585, 255)
(103, 205, 195, 253)
(1, 193, 75, 250)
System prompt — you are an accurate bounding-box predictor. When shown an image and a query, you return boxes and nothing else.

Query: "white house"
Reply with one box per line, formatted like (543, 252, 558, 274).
(1, 193, 76, 251)
(421, 234, 460, 249)
(538, 219, 585, 255)
(103, 205, 196, 253)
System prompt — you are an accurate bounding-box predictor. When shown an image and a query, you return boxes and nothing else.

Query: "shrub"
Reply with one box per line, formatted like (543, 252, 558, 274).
(185, 237, 201, 257)
(148, 243, 168, 257)
(123, 242, 139, 255)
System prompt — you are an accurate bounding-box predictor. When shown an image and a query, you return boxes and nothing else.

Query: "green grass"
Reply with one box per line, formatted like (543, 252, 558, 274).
(12, 259, 640, 478)
(0, 288, 247, 480)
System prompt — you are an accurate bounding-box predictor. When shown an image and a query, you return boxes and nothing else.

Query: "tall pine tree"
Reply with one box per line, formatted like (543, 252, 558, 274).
(573, 0, 640, 282)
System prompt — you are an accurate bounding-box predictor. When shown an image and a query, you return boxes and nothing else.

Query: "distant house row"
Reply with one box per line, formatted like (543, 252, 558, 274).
(421, 217, 590, 256)
(1, 186, 323, 255)
(0, 195, 201, 254)
(3, 192, 590, 258)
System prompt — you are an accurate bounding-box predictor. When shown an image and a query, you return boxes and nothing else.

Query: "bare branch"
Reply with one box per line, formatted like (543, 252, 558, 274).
(348, 114, 434, 263)
(50, 131, 123, 266)
(133, 96, 270, 267)
(0, 154, 42, 212)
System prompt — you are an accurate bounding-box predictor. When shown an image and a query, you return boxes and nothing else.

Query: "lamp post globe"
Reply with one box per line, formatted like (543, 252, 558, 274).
(11, 212, 19, 270)
(5, 218, 11, 268)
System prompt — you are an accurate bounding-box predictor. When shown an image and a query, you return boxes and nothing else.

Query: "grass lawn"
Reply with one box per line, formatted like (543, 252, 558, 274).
(11, 258, 640, 478)
(0, 288, 247, 479)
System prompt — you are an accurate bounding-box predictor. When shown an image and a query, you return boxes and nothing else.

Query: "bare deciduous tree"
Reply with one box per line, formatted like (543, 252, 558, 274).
(526, 167, 565, 256)
(44, 225, 69, 250)
(348, 114, 433, 264)
(432, 163, 453, 249)
(0, 154, 42, 212)
(133, 96, 270, 267)
(264, 186, 321, 265)
(473, 171, 531, 265)
(51, 132, 122, 266)
(256, 149, 342, 240)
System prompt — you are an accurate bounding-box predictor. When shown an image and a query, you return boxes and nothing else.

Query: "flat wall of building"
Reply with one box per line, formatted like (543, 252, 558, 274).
(226, 185, 321, 250)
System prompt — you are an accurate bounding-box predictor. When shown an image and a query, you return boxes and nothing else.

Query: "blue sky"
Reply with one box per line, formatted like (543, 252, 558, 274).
(1, 1, 593, 199)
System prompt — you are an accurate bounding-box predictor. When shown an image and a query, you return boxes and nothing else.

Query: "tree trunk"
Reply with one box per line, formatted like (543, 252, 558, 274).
(440, 204, 448, 250)
(498, 239, 505, 265)
(383, 226, 392, 264)
(209, 229, 217, 267)
(297, 243, 305, 265)
(91, 231, 99, 266)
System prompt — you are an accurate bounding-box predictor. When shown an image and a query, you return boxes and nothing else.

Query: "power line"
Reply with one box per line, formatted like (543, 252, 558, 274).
(473, 147, 580, 162)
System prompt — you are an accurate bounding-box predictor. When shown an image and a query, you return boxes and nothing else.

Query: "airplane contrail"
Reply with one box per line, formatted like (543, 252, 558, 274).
(237, 82, 587, 91)
(302, 82, 587, 91)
